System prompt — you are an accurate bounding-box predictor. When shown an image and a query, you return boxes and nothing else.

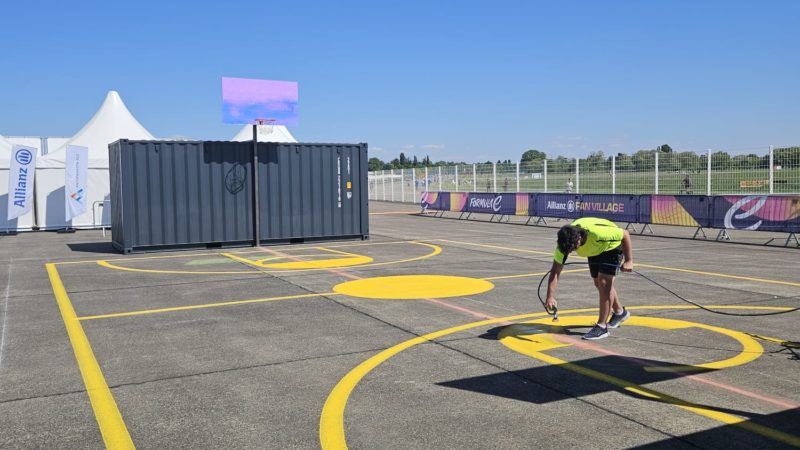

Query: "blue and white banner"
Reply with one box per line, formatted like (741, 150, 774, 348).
(7, 145, 37, 221)
(65, 145, 89, 221)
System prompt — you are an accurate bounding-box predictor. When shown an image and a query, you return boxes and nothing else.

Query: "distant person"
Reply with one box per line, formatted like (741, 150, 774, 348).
(503, 177, 509, 192)
(486, 179, 491, 192)
(545, 217, 634, 340)
(565, 177, 574, 193)
(682, 174, 693, 194)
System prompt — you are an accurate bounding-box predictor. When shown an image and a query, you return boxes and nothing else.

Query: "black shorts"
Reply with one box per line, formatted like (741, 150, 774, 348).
(588, 247, 623, 278)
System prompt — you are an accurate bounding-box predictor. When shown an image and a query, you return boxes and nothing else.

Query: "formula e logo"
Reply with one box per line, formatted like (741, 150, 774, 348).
(567, 200, 575, 212)
(469, 195, 503, 212)
(224, 163, 247, 195)
(70, 188, 84, 203)
(724, 195, 767, 230)
(15, 149, 33, 165)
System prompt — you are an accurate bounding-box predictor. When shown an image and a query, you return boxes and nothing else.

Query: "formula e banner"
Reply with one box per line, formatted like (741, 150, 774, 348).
(650, 195, 712, 227)
(534, 193, 582, 219)
(712, 195, 800, 232)
(7, 145, 37, 221)
(577, 195, 639, 223)
(65, 145, 89, 221)
(465, 193, 516, 215)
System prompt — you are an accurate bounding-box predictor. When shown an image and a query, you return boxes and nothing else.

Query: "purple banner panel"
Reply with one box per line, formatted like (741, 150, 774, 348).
(420, 191, 450, 211)
(576, 195, 639, 223)
(650, 195, 712, 227)
(222, 77, 298, 125)
(712, 195, 800, 232)
(465, 193, 516, 215)
(534, 193, 582, 219)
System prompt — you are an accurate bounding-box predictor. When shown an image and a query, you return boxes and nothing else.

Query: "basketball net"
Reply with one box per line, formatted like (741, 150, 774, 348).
(255, 118, 277, 136)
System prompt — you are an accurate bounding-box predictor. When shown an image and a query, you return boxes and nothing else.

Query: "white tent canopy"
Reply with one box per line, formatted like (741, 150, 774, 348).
(36, 90, 155, 229)
(231, 124, 297, 143)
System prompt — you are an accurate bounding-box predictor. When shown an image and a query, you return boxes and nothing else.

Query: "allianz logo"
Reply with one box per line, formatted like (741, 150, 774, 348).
(546, 200, 577, 212)
(469, 195, 503, 212)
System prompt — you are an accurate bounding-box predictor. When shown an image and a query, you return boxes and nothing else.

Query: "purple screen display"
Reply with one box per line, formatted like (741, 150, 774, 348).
(222, 77, 298, 125)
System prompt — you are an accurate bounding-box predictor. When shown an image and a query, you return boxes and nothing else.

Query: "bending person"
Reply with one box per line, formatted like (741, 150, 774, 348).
(545, 217, 634, 340)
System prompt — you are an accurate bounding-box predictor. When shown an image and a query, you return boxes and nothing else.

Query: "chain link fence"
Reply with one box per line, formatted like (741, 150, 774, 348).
(368, 146, 800, 202)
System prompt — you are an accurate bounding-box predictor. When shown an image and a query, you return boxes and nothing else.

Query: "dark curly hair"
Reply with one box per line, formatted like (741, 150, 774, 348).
(557, 225, 585, 255)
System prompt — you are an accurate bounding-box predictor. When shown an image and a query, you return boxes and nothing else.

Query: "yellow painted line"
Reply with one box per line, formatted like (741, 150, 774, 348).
(747, 333, 800, 349)
(320, 305, 796, 450)
(221, 252, 263, 269)
(96, 259, 261, 275)
(636, 263, 800, 287)
(46, 263, 135, 449)
(315, 246, 362, 258)
(79, 292, 338, 321)
(499, 329, 799, 447)
(436, 238, 800, 287)
(482, 268, 587, 281)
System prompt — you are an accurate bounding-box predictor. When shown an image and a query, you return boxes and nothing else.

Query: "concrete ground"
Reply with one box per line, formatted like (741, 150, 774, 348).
(0, 201, 798, 449)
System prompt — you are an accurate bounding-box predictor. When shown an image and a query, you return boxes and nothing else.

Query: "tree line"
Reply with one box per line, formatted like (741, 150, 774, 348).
(368, 146, 800, 173)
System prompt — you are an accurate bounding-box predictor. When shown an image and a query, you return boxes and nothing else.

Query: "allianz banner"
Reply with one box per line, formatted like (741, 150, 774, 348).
(650, 195, 712, 227)
(420, 191, 450, 211)
(712, 195, 800, 232)
(465, 193, 517, 215)
(7, 145, 37, 221)
(576, 195, 639, 223)
(534, 193, 582, 219)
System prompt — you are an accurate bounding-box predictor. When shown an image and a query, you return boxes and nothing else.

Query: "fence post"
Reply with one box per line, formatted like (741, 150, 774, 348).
(516, 161, 520, 192)
(390, 169, 395, 201)
(381, 170, 386, 200)
(769, 145, 774, 194)
(400, 168, 405, 202)
(544, 159, 548, 192)
(425, 166, 429, 192)
(438, 166, 442, 192)
(455, 165, 459, 192)
(612, 155, 616, 194)
(654, 151, 659, 194)
(472, 163, 477, 192)
(493, 163, 497, 192)
(575, 158, 580, 193)
(707, 149, 712, 195)
(412, 169, 417, 203)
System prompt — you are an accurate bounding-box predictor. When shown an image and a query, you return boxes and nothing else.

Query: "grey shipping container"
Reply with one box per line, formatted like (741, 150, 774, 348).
(109, 140, 369, 253)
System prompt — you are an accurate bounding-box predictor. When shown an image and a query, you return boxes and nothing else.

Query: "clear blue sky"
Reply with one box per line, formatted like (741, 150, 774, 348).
(1, 1, 798, 162)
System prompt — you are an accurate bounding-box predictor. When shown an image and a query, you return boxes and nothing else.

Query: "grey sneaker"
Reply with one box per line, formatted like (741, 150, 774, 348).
(608, 308, 630, 329)
(582, 325, 609, 340)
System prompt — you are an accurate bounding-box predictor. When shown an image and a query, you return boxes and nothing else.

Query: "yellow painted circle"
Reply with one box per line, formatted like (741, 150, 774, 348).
(333, 275, 494, 299)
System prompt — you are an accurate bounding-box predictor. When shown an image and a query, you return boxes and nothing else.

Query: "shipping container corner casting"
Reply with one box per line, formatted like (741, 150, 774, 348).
(109, 140, 369, 253)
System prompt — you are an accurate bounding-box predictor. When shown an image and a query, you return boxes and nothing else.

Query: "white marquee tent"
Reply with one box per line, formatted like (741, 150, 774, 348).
(36, 91, 155, 229)
(231, 124, 297, 143)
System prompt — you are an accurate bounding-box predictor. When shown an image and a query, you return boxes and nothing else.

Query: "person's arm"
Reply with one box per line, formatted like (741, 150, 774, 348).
(621, 230, 633, 272)
(545, 260, 564, 310)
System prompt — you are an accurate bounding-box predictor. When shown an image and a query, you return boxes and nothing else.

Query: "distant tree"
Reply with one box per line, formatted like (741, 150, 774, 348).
(521, 149, 547, 163)
(632, 150, 655, 171)
(658, 144, 673, 153)
(389, 158, 401, 169)
(412, 155, 418, 167)
(775, 147, 800, 168)
(616, 153, 634, 172)
(710, 151, 731, 170)
(399, 152, 407, 166)
(368, 157, 385, 172)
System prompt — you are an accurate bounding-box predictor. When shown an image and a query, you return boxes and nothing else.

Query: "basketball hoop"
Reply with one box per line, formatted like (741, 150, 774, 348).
(255, 118, 277, 135)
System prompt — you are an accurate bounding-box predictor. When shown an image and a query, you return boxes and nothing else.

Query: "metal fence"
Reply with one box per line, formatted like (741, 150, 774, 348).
(368, 146, 800, 202)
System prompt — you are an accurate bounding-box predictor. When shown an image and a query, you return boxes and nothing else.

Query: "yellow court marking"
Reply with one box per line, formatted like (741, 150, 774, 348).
(95, 242, 441, 275)
(46, 263, 135, 449)
(436, 238, 800, 287)
(497, 323, 798, 447)
(78, 292, 338, 321)
(333, 275, 494, 300)
(500, 315, 763, 373)
(482, 268, 588, 281)
(320, 305, 796, 450)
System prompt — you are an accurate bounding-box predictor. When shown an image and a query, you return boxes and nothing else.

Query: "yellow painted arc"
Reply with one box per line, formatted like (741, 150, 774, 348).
(333, 275, 494, 300)
(97, 259, 260, 275)
(320, 306, 794, 450)
(46, 264, 135, 449)
(265, 255, 373, 269)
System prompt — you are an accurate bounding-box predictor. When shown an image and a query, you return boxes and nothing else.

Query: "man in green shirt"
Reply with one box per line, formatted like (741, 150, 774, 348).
(545, 217, 634, 340)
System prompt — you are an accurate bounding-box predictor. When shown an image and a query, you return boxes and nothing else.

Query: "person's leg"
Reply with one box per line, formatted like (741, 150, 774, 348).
(610, 283, 624, 315)
(595, 273, 615, 326)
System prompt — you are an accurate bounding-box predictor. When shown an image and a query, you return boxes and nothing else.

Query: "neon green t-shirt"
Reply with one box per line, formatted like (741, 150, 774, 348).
(553, 217, 623, 264)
